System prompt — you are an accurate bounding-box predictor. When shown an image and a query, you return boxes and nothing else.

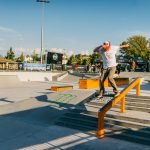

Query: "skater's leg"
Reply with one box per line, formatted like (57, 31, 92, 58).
(108, 66, 119, 96)
(99, 69, 109, 96)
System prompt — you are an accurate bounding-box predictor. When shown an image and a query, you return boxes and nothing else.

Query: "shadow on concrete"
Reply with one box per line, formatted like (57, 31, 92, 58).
(106, 126, 150, 146)
(44, 77, 49, 81)
(36, 94, 150, 146)
(36, 94, 85, 109)
(0, 94, 149, 149)
(0, 98, 14, 103)
(0, 96, 95, 149)
(140, 80, 150, 91)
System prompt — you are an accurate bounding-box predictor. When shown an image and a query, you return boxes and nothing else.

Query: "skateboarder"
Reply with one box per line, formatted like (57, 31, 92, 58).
(93, 41, 129, 98)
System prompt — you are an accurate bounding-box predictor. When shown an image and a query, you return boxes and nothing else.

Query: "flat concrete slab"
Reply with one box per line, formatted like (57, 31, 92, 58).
(0, 81, 78, 106)
(46, 89, 95, 105)
(0, 120, 149, 150)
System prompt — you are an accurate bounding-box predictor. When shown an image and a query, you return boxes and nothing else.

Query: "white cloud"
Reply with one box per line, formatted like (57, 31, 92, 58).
(0, 26, 24, 42)
(0, 26, 16, 33)
(127, 31, 150, 38)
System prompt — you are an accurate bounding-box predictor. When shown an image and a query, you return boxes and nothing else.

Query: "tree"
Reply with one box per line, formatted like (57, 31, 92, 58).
(6, 47, 15, 60)
(120, 35, 149, 59)
(91, 53, 101, 64)
(20, 52, 24, 62)
(16, 52, 24, 62)
(68, 55, 77, 65)
(83, 56, 91, 65)
(76, 54, 83, 65)
(32, 50, 39, 62)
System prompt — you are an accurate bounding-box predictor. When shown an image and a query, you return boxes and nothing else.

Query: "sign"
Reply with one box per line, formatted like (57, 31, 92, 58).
(47, 52, 63, 64)
(53, 53, 58, 61)
(23, 63, 46, 71)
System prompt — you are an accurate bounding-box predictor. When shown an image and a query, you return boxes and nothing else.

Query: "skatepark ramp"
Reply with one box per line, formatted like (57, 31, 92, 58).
(0, 75, 20, 85)
(55, 77, 150, 146)
(0, 72, 60, 82)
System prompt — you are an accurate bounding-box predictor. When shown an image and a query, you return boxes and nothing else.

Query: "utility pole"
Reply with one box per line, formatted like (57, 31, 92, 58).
(36, 0, 50, 64)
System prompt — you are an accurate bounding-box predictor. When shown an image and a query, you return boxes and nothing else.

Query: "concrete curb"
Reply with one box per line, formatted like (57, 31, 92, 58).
(52, 72, 68, 81)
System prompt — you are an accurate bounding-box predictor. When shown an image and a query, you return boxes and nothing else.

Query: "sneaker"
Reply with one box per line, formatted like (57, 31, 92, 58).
(97, 93, 104, 98)
(113, 89, 119, 93)
(114, 92, 120, 97)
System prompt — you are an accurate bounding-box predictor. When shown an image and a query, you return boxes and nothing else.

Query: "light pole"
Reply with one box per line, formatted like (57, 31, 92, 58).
(36, 0, 49, 64)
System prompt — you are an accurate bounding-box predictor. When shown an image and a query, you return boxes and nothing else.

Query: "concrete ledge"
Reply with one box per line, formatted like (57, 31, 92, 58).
(79, 77, 129, 89)
(51, 85, 73, 92)
(52, 72, 68, 81)
(79, 79, 107, 89)
(112, 77, 129, 86)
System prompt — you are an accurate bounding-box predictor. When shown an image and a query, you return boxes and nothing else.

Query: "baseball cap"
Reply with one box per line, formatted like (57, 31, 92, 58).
(103, 41, 110, 47)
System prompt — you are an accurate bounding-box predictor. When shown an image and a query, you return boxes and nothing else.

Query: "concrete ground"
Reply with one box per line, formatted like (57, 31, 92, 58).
(0, 72, 150, 150)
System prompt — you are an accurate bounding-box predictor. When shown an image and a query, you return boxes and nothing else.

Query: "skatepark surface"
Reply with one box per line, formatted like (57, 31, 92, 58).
(0, 72, 150, 150)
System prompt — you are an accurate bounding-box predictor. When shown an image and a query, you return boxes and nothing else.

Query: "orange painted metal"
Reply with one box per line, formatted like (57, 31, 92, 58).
(79, 79, 108, 89)
(136, 82, 141, 96)
(97, 78, 141, 138)
(109, 78, 129, 86)
(51, 86, 73, 92)
(98, 112, 104, 139)
(120, 97, 125, 113)
(79, 77, 129, 89)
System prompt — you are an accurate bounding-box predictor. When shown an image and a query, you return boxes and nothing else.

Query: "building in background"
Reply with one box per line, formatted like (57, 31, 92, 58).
(24, 55, 33, 63)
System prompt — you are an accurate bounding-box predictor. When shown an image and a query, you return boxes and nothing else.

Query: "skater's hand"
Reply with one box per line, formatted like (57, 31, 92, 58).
(120, 44, 130, 48)
(93, 45, 102, 53)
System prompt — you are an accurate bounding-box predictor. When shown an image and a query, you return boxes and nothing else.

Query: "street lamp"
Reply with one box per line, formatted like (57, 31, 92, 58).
(36, 0, 50, 64)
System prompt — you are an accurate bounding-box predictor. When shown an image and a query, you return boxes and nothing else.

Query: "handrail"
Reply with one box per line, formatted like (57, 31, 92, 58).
(98, 77, 141, 139)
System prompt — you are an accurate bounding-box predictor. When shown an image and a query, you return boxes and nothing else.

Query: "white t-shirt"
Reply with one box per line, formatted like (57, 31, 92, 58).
(99, 46, 120, 69)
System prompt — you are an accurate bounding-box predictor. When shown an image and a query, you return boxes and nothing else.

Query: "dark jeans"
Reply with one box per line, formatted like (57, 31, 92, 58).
(99, 66, 118, 94)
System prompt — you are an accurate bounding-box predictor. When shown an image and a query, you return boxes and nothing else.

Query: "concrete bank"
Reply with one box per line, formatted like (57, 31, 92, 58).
(0, 72, 62, 82)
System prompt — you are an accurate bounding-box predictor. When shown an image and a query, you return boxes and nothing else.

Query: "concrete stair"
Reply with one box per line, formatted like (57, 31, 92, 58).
(55, 94, 150, 146)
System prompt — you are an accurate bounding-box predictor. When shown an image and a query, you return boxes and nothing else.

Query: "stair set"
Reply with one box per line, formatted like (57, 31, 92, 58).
(55, 78, 150, 146)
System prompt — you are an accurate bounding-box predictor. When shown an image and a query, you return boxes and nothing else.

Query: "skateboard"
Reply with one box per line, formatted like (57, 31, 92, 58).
(93, 93, 115, 102)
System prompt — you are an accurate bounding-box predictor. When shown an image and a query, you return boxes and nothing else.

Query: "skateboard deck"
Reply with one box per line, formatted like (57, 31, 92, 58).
(92, 93, 115, 103)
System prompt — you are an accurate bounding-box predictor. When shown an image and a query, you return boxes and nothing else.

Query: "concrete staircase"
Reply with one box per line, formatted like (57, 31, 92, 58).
(55, 94, 150, 146)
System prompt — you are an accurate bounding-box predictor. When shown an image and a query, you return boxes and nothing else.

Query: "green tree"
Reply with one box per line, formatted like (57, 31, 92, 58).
(76, 54, 83, 65)
(68, 55, 77, 65)
(86, 56, 91, 65)
(20, 52, 24, 62)
(6, 47, 15, 60)
(16, 52, 24, 62)
(32, 50, 39, 62)
(120, 35, 149, 58)
(83, 56, 91, 65)
(91, 53, 101, 64)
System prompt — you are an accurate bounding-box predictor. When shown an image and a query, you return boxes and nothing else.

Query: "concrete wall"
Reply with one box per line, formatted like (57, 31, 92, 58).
(0, 72, 60, 82)
(52, 72, 68, 81)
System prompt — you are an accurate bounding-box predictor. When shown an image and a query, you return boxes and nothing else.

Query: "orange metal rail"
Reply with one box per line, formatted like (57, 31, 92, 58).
(98, 78, 141, 138)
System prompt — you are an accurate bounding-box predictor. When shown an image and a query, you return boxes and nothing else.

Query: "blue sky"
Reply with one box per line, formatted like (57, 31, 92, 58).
(0, 0, 150, 56)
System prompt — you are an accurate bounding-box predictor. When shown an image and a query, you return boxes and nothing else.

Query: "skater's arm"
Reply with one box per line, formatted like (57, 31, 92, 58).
(120, 44, 130, 49)
(93, 45, 102, 53)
